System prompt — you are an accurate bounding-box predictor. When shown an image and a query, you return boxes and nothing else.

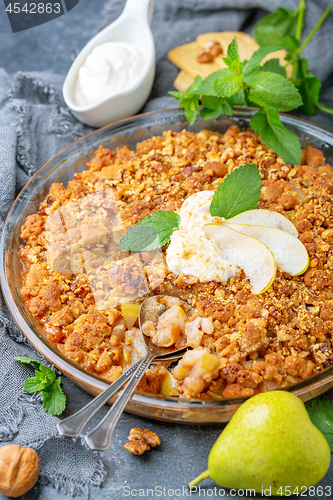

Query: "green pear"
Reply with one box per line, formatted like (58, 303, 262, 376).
(188, 391, 331, 495)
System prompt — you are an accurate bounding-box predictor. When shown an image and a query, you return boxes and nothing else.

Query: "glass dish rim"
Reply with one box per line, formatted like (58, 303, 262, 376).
(1, 106, 333, 422)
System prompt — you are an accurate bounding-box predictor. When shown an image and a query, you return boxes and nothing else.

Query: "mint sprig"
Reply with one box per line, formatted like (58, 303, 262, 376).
(169, 36, 303, 166)
(14, 356, 66, 416)
(170, 0, 332, 164)
(119, 211, 181, 252)
(306, 398, 333, 452)
(253, 0, 332, 117)
(210, 163, 262, 219)
(170, 71, 233, 123)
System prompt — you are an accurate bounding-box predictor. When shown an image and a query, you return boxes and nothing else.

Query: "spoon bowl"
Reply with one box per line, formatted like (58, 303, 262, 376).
(139, 295, 193, 359)
(63, 0, 155, 127)
(57, 295, 191, 450)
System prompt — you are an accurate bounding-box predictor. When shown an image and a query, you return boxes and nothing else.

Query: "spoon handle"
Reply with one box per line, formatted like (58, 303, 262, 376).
(57, 357, 146, 438)
(84, 352, 154, 451)
(123, 0, 154, 25)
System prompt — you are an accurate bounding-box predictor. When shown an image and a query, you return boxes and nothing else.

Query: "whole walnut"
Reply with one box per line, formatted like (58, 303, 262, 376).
(0, 444, 40, 497)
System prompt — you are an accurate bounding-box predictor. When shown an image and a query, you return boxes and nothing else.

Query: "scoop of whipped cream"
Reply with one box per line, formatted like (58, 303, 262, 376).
(166, 191, 237, 283)
(74, 42, 144, 107)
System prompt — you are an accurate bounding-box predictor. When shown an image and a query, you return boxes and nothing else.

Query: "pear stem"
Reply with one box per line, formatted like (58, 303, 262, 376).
(187, 470, 210, 490)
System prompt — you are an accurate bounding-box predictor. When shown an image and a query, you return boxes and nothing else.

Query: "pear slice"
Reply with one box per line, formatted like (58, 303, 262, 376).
(224, 223, 309, 276)
(203, 224, 276, 294)
(225, 209, 298, 237)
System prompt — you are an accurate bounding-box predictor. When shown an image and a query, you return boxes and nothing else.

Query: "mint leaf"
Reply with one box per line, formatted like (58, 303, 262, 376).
(243, 44, 284, 80)
(297, 58, 321, 116)
(14, 356, 36, 363)
(186, 75, 204, 93)
(261, 58, 286, 77)
(183, 95, 200, 125)
(200, 96, 233, 120)
(24, 374, 52, 393)
(38, 363, 57, 380)
(196, 69, 232, 95)
(119, 211, 181, 252)
(253, 8, 298, 47)
(227, 89, 246, 106)
(223, 38, 243, 76)
(14, 356, 44, 371)
(210, 163, 261, 219)
(250, 108, 301, 166)
(214, 75, 243, 98)
(137, 211, 181, 246)
(306, 398, 333, 452)
(280, 35, 299, 50)
(14, 356, 66, 416)
(14, 356, 55, 379)
(248, 72, 302, 111)
(42, 378, 66, 416)
(119, 225, 159, 252)
(168, 91, 186, 100)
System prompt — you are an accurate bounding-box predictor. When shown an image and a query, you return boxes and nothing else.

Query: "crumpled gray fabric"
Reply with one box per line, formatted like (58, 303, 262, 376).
(0, 69, 104, 497)
(0, 0, 332, 497)
(0, 333, 105, 496)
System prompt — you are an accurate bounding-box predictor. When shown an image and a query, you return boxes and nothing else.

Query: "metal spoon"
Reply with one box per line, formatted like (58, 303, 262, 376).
(57, 296, 191, 450)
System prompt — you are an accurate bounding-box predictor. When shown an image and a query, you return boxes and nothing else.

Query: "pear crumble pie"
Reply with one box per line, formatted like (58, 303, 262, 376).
(19, 125, 333, 400)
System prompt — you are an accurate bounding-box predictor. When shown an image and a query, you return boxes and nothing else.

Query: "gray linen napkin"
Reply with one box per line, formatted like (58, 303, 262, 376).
(0, 69, 104, 497)
(0, 0, 332, 497)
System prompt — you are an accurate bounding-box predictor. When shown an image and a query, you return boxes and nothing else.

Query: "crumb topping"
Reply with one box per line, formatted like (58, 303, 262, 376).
(19, 126, 333, 399)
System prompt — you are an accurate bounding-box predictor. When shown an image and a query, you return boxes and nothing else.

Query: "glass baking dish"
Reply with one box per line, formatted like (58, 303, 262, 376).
(1, 107, 333, 424)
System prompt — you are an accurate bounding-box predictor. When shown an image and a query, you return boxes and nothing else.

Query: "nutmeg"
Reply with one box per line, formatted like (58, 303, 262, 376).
(0, 444, 40, 497)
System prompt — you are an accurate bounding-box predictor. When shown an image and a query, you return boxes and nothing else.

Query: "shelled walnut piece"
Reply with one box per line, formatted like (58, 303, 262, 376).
(197, 41, 222, 63)
(0, 445, 40, 498)
(124, 428, 161, 455)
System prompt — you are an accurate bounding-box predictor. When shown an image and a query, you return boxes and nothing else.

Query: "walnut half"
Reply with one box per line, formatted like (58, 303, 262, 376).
(124, 428, 161, 455)
(0, 444, 40, 498)
(197, 41, 223, 63)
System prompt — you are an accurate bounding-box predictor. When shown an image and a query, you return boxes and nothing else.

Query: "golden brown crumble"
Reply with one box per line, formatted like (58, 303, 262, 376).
(124, 428, 161, 455)
(19, 125, 333, 400)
